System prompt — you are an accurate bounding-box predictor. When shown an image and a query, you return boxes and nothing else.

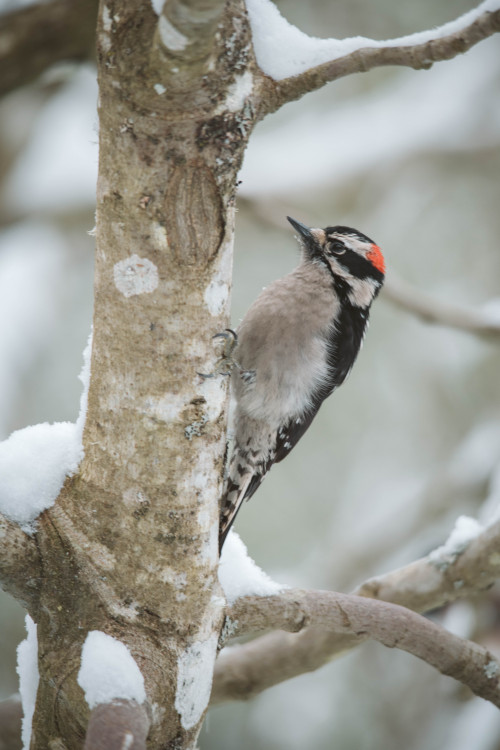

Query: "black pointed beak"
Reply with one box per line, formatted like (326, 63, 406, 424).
(286, 216, 313, 241)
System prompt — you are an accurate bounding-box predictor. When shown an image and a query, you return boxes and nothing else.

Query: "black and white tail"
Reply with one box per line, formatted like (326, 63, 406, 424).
(219, 448, 267, 551)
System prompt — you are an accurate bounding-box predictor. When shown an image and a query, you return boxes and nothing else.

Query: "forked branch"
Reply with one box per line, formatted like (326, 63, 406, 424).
(212, 521, 500, 702)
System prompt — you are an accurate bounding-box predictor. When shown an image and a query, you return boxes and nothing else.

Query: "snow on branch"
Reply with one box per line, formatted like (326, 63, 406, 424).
(212, 519, 500, 703)
(216, 588, 500, 707)
(0, 0, 98, 98)
(248, 0, 500, 111)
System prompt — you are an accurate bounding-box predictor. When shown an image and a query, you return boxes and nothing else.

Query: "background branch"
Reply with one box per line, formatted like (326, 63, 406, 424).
(0, 0, 98, 98)
(384, 273, 500, 342)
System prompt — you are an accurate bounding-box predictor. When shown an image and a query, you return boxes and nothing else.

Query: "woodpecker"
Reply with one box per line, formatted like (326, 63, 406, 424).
(214, 217, 385, 549)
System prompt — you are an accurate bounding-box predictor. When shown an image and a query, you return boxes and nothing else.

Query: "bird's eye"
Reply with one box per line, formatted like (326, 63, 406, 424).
(327, 241, 346, 256)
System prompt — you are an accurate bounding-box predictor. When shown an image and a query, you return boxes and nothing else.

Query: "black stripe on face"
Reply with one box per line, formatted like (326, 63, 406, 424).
(335, 247, 384, 283)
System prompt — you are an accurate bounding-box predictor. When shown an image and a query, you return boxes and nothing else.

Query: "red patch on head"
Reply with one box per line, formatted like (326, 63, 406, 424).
(367, 244, 385, 274)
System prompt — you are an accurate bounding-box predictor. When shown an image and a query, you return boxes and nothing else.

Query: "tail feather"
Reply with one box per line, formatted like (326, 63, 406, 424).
(219, 451, 266, 550)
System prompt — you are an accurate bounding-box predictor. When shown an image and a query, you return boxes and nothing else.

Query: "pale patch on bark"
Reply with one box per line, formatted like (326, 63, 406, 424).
(175, 634, 218, 729)
(216, 70, 254, 113)
(143, 393, 187, 423)
(204, 279, 229, 316)
(159, 16, 189, 51)
(114, 255, 159, 298)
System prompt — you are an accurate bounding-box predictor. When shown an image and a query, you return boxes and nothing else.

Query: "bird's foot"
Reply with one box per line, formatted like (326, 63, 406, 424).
(198, 329, 240, 379)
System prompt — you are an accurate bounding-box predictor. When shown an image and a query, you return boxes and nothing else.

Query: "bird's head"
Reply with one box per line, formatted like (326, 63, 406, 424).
(287, 216, 385, 306)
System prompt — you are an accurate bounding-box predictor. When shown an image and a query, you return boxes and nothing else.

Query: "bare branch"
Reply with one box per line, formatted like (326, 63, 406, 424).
(261, 8, 500, 113)
(0, 512, 41, 610)
(214, 589, 500, 706)
(356, 519, 500, 610)
(212, 521, 500, 702)
(383, 274, 500, 342)
(84, 700, 149, 750)
(0, 0, 98, 98)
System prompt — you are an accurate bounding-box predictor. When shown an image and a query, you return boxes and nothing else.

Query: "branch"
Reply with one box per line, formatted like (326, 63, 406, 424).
(219, 589, 500, 706)
(0, 512, 41, 610)
(259, 5, 500, 112)
(84, 700, 149, 750)
(383, 274, 500, 342)
(0, 0, 98, 98)
(212, 520, 500, 702)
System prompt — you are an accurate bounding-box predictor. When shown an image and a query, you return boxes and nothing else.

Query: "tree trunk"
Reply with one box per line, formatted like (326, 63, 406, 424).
(28, 0, 257, 746)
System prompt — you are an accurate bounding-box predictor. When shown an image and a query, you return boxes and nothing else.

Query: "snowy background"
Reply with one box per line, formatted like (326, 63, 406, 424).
(1, 0, 500, 748)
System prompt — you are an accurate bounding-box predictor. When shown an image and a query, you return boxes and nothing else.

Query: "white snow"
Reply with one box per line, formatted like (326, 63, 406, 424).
(218, 531, 286, 604)
(113, 255, 159, 298)
(77, 631, 146, 709)
(16, 614, 39, 750)
(245, 0, 500, 81)
(0, 421, 82, 529)
(154, 83, 166, 95)
(429, 515, 483, 569)
(0, 334, 90, 529)
(175, 634, 218, 729)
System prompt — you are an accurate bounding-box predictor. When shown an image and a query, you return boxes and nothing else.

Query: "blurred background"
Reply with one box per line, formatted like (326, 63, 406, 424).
(1, 0, 500, 748)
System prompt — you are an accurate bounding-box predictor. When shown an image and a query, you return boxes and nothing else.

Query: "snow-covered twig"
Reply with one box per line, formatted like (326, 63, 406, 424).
(384, 274, 500, 342)
(212, 520, 500, 703)
(0, 511, 40, 609)
(0, 0, 98, 98)
(254, 2, 500, 112)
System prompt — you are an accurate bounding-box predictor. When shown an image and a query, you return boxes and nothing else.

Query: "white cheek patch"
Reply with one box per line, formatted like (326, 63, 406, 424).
(347, 277, 380, 307)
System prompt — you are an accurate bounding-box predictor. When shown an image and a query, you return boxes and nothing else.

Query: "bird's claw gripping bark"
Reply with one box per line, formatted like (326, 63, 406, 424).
(198, 329, 240, 379)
